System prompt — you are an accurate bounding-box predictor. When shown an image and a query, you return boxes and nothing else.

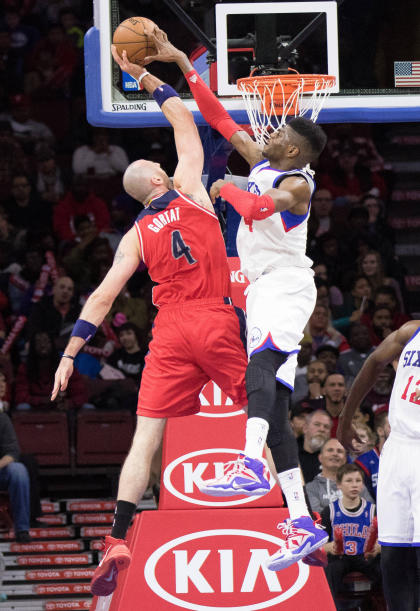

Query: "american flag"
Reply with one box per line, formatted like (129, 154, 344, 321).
(394, 61, 420, 87)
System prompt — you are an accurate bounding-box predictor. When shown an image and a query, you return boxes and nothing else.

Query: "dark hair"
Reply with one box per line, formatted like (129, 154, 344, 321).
(315, 276, 329, 290)
(336, 463, 364, 483)
(374, 285, 397, 300)
(26, 331, 60, 382)
(288, 117, 327, 158)
(116, 322, 143, 346)
(316, 344, 339, 359)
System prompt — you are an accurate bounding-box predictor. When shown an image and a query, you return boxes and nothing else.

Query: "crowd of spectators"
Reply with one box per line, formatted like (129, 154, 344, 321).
(0, 1, 411, 604)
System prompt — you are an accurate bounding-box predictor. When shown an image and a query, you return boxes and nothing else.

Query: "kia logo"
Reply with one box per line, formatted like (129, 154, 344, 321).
(198, 381, 245, 418)
(144, 529, 309, 609)
(163, 449, 275, 507)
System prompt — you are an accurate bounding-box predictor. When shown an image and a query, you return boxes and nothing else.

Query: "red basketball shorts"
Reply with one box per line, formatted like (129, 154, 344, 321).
(137, 299, 248, 418)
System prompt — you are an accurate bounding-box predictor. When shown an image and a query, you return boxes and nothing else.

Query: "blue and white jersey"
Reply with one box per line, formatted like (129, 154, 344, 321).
(236, 160, 315, 283)
(355, 448, 380, 499)
(389, 325, 420, 439)
(330, 498, 375, 556)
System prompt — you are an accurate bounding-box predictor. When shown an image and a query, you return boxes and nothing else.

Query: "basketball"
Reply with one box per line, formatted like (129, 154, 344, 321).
(112, 17, 157, 65)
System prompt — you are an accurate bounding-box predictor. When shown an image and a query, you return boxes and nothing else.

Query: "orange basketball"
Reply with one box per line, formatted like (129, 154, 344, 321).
(112, 17, 157, 65)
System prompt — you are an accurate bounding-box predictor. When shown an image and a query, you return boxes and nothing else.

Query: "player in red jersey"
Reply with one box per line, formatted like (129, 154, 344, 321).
(51, 43, 249, 597)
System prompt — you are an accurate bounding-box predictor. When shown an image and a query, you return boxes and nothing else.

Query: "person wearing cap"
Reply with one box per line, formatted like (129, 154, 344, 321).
(315, 344, 340, 375)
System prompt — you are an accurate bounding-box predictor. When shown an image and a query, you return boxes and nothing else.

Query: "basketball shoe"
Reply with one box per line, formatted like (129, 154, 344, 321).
(302, 513, 328, 567)
(90, 535, 132, 596)
(199, 454, 271, 496)
(266, 516, 328, 571)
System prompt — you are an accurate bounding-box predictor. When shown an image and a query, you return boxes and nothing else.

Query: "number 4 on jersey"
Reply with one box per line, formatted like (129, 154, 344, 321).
(171, 230, 197, 265)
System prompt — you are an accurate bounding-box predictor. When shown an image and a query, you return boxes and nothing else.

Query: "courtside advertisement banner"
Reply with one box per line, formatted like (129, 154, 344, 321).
(102, 510, 334, 611)
(160, 412, 283, 510)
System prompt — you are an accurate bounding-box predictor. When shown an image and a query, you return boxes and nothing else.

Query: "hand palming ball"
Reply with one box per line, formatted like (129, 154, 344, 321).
(112, 17, 157, 65)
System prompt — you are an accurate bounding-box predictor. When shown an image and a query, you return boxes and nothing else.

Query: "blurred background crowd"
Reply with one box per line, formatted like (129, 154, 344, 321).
(0, 1, 414, 603)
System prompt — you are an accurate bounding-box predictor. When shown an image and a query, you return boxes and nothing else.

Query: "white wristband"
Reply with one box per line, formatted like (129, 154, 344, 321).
(138, 71, 150, 86)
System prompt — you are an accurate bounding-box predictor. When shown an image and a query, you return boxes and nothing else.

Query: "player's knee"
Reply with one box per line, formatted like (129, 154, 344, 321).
(246, 349, 287, 394)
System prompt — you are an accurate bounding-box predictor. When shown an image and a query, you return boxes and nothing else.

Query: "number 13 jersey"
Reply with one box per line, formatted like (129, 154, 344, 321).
(134, 190, 231, 308)
(390, 325, 420, 439)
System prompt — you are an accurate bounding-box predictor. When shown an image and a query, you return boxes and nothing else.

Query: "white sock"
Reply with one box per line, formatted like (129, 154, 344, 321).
(278, 468, 310, 521)
(243, 417, 269, 459)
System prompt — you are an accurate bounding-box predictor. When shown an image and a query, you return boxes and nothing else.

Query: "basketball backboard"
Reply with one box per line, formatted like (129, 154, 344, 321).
(86, 0, 420, 127)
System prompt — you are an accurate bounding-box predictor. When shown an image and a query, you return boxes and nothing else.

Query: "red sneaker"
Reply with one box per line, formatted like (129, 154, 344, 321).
(90, 535, 131, 596)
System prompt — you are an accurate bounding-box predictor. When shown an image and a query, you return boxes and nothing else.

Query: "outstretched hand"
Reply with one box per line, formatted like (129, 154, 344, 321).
(111, 45, 147, 81)
(209, 179, 229, 203)
(336, 418, 364, 453)
(51, 358, 74, 401)
(143, 27, 187, 65)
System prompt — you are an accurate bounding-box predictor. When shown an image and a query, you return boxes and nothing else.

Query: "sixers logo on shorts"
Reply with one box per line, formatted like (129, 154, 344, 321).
(249, 327, 262, 349)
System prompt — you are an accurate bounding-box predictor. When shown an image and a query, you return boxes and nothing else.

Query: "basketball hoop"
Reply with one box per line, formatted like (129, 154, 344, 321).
(237, 71, 336, 145)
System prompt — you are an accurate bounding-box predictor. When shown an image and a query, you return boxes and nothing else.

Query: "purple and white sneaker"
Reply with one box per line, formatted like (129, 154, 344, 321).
(266, 516, 328, 571)
(199, 454, 271, 497)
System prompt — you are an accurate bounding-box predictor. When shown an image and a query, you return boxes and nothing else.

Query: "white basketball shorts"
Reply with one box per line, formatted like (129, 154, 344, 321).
(245, 266, 316, 390)
(377, 432, 420, 546)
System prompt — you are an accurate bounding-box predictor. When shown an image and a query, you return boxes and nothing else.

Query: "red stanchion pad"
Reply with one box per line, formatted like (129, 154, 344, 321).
(228, 256, 248, 309)
(92, 509, 334, 611)
(160, 410, 284, 510)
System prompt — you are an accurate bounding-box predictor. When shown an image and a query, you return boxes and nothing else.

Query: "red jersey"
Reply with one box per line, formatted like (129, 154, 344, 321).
(134, 190, 231, 307)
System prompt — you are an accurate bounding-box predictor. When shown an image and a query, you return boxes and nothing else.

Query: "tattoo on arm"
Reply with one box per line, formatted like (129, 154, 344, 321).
(113, 247, 125, 265)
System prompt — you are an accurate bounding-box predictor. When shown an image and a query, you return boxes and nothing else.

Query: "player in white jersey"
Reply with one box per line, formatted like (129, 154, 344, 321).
(338, 320, 420, 611)
(144, 31, 328, 571)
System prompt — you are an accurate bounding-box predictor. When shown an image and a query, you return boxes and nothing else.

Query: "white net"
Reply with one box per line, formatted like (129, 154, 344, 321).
(237, 74, 336, 145)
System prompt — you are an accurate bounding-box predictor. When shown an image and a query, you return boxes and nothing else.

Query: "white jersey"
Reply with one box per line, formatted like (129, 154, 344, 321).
(388, 326, 420, 439)
(236, 160, 315, 283)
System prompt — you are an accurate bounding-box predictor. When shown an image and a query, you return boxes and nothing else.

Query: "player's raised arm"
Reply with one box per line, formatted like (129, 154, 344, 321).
(111, 42, 212, 210)
(337, 320, 420, 450)
(143, 29, 261, 167)
(51, 227, 141, 400)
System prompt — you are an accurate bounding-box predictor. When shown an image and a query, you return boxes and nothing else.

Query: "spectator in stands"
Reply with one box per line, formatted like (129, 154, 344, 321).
(102, 193, 138, 252)
(34, 146, 64, 204)
(1, 93, 54, 154)
(363, 366, 394, 421)
(355, 411, 390, 500)
(313, 262, 343, 311)
(108, 283, 150, 334)
(25, 275, 79, 348)
(292, 359, 328, 406)
(315, 344, 340, 375)
(348, 423, 375, 462)
(332, 273, 373, 333)
(64, 233, 114, 296)
(53, 174, 110, 242)
(289, 404, 311, 440)
(305, 303, 350, 354)
(0, 27, 21, 102)
(307, 188, 337, 238)
(0, 412, 31, 542)
(361, 192, 394, 248)
(72, 128, 129, 178)
(319, 139, 387, 202)
(307, 439, 373, 513)
(0, 371, 10, 413)
(7, 247, 44, 315)
(28, 24, 78, 97)
(106, 322, 145, 385)
(59, 8, 85, 51)
(367, 285, 411, 329)
(365, 305, 394, 347)
(298, 409, 332, 484)
(309, 232, 347, 286)
(0, 120, 28, 202)
(322, 463, 381, 606)
(15, 330, 88, 411)
(306, 438, 348, 511)
(4, 172, 52, 233)
(338, 323, 374, 388)
(4, 8, 40, 80)
(357, 249, 404, 310)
